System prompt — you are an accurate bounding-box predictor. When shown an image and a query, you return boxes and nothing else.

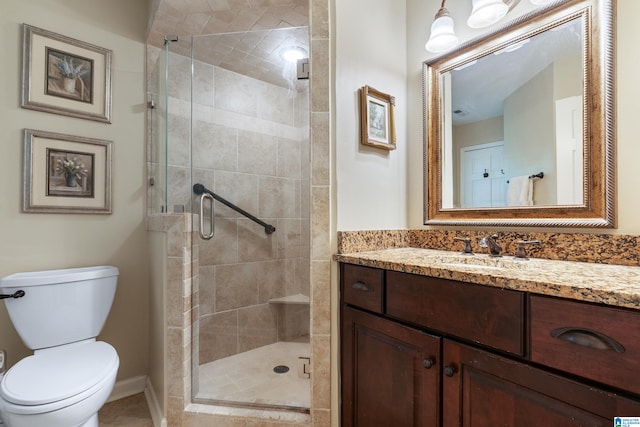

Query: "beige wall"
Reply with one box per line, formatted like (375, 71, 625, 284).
(148, 230, 166, 414)
(335, 0, 408, 231)
(504, 65, 556, 205)
(406, 0, 640, 235)
(0, 0, 150, 383)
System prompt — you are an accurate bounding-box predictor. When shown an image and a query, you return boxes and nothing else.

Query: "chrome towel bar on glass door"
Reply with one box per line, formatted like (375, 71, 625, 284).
(193, 183, 276, 236)
(199, 192, 215, 240)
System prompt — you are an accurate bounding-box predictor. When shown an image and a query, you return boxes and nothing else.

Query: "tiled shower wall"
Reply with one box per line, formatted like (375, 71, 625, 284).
(146, 0, 332, 424)
(162, 51, 311, 365)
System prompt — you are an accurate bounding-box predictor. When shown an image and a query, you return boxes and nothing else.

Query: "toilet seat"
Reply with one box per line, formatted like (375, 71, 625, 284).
(0, 340, 118, 415)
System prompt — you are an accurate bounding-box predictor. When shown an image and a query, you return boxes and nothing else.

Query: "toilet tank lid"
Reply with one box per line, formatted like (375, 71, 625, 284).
(0, 265, 118, 288)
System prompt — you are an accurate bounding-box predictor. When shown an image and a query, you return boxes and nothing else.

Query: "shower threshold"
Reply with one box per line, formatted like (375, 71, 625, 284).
(195, 340, 310, 411)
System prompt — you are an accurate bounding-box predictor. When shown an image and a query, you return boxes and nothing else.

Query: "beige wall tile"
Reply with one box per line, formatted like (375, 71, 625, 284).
(237, 219, 278, 262)
(310, 261, 330, 335)
(310, 335, 330, 410)
(213, 171, 259, 218)
(192, 121, 238, 171)
(238, 304, 278, 351)
(311, 112, 329, 185)
(311, 186, 330, 261)
(277, 137, 303, 179)
(215, 68, 259, 116)
(199, 217, 239, 266)
(193, 60, 214, 107)
(238, 130, 278, 176)
(258, 176, 298, 217)
(215, 263, 259, 311)
(310, 40, 329, 113)
(200, 311, 238, 364)
(198, 266, 216, 316)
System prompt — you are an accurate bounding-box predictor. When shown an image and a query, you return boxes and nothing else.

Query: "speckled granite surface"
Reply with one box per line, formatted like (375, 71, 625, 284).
(338, 230, 640, 266)
(334, 248, 640, 310)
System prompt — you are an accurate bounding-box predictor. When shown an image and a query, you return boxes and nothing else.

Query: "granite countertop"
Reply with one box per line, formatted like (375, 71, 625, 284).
(334, 248, 640, 310)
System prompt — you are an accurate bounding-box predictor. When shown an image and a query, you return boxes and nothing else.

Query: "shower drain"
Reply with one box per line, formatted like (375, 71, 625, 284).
(273, 365, 290, 374)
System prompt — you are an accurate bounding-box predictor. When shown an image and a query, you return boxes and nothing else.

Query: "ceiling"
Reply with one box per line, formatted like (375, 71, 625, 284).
(449, 18, 583, 125)
(147, 0, 309, 88)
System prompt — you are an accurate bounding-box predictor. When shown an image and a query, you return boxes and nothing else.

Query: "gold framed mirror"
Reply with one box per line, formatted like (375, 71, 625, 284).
(423, 0, 615, 227)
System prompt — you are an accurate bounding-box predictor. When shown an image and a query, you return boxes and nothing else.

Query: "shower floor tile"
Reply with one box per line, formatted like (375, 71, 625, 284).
(196, 340, 310, 409)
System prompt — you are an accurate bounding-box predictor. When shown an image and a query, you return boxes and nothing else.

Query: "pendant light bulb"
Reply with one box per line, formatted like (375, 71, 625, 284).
(425, 6, 459, 53)
(467, 0, 509, 29)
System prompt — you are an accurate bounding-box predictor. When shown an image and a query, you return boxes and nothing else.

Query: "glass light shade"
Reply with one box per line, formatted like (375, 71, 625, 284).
(467, 0, 509, 28)
(425, 14, 459, 53)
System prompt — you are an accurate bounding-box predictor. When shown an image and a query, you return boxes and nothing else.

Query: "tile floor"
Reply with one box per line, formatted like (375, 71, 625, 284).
(97, 341, 309, 426)
(98, 392, 153, 427)
(196, 340, 311, 409)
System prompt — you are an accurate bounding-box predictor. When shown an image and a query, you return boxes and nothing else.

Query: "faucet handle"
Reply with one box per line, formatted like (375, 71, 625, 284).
(454, 237, 473, 254)
(515, 240, 541, 259)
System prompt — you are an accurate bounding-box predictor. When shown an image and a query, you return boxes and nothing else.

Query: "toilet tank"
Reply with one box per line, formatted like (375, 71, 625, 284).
(0, 266, 118, 350)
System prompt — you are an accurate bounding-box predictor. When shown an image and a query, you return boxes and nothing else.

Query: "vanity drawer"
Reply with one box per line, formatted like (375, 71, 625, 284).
(341, 264, 384, 314)
(530, 295, 640, 395)
(386, 271, 525, 356)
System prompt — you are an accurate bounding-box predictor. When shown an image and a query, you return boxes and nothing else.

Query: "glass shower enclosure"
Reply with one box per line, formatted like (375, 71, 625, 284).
(151, 27, 311, 412)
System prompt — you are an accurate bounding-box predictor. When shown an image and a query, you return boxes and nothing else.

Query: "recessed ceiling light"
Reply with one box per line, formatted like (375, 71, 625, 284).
(281, 46, 307, 63)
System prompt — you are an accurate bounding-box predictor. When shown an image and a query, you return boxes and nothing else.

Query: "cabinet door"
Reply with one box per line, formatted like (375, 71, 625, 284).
(442, 340, 640, 427)
(342, 306, 441, 427)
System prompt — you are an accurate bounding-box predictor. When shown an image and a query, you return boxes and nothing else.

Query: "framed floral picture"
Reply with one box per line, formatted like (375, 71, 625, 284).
(359, 85, 396, 150)
(21, 24, 112, 123)
(23, 129, 112, 214)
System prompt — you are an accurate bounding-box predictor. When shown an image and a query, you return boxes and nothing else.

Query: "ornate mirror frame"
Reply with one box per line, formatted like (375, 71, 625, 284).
(423, 0, 615, 227)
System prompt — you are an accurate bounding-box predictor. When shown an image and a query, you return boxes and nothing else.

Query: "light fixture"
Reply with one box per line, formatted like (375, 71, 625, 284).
(281, 46, 307, 63)
(493, 38, 530, 55)
(425, 0, 459, 53)
(467, 0, 509, 28)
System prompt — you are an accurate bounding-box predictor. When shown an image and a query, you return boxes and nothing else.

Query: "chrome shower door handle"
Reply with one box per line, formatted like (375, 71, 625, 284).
(199, 193, 215, 240)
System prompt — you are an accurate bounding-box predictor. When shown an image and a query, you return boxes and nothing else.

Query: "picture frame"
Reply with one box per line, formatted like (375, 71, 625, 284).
(360, 85, 396, 150)
(23, 129, 112, 214)
(21, 24, 112, 123)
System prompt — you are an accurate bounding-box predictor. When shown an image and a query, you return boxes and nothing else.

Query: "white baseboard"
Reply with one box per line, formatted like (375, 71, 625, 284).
(106, 375, 147, 403)
(144, 377, 167, 427)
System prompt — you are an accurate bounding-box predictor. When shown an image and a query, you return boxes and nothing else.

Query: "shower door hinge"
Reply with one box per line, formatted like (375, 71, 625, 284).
(298, 356, 311, 379)
(297, 58, 309, 80)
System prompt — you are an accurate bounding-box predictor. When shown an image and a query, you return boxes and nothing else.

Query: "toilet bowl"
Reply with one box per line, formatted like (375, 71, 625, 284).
(0, 266, 119, 427)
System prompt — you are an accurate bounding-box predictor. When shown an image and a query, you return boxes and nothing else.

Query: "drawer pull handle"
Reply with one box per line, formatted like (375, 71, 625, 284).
(551, 327, 625, 353)
(352, 281, 372, 292)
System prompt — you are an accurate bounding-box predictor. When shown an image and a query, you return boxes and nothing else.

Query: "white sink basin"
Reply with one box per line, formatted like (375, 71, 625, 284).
(436, 254, 535, 271)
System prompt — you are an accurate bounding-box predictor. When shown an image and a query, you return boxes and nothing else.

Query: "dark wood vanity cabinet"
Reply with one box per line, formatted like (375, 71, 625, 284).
(442, 340, 640, 426)
(340, 263, 640, 426)
(341, 306, 440, 427)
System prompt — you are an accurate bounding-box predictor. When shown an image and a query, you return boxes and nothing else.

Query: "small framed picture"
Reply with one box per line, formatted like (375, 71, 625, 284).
(23, 129, 112, 214)
(21, 24, 112, 123)
(360, 85, 396, 150)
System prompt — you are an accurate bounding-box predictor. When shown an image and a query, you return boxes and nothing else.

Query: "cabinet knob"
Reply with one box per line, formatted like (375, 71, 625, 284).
(422, 358, 435, 369)
(444, 365, 457, 377)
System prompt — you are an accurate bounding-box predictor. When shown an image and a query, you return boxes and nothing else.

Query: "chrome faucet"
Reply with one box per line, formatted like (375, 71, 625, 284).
(453, 237, 474, 255)
(479, 234, 502, 257)
(514, 240, 541, 259)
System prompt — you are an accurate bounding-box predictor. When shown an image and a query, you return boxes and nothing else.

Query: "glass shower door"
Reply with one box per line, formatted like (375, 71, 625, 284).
(165, 27, 311, 412)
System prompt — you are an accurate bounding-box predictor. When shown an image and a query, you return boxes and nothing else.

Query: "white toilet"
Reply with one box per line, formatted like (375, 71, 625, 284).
(0, 266, 120, 427)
